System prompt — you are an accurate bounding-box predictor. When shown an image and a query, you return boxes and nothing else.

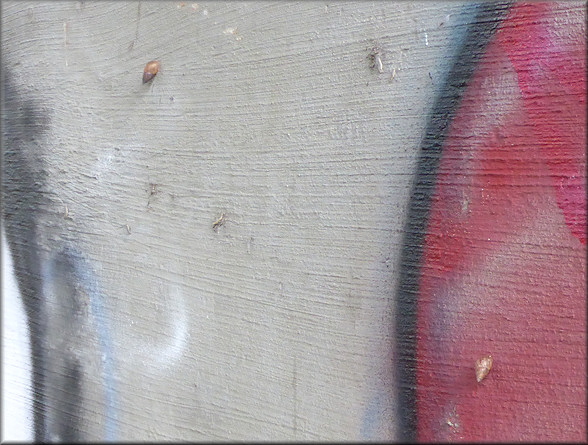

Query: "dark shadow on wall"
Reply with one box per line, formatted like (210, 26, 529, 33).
(393, 2, 512, 441)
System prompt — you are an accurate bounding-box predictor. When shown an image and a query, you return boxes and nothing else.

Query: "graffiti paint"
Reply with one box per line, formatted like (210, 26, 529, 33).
(393, 2, 511, 440)
(2, 70, 118, 441)
(125, 282, 189, 375)
(2, 1, 584, 441)
(41, 247, 118, 441)
(410, 1, 586, 442)
(2, 69, 52, 441)
(1, 229, 33, 441)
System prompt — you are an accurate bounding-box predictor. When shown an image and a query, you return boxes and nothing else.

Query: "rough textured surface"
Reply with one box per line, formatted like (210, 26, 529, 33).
(415, 2, 586, 441)
(3, 1, 585, 442)
(2, 1, 472, 441)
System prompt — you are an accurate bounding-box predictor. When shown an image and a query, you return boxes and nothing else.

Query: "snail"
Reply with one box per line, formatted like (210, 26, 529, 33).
(475, 355, 493, 382)
(143, 60, 159, 84)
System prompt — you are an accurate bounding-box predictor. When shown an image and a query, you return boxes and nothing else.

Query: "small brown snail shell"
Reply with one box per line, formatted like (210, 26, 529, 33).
(143, 60, 159, 84)
(475, 355, 493, 382)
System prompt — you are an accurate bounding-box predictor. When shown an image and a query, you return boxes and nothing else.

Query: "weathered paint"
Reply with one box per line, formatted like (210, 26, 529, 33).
(415, 2, 586, 441)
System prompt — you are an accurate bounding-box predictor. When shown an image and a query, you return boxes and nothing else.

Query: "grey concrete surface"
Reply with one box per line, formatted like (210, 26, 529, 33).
(2, 1, 473, 440)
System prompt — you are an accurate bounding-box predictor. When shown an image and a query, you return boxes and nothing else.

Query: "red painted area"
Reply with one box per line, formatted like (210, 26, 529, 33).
(416, 3, 586, 442)
(499, 2, 586, 246)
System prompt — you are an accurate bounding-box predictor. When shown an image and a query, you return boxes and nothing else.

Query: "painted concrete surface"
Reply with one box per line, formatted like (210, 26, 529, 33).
(415, 3, 586, 440)
(2, 229, 33, 442)
(0, 1, 493, 441)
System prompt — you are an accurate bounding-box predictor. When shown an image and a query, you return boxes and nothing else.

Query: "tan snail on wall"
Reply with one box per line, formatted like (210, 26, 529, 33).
(475, 355, 493, 383)
(142, 60, 159, 84)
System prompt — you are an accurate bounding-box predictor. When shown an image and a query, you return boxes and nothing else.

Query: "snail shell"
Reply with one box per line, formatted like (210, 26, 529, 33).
(143, 60, 159, 83)
(475, 355, 493, 382)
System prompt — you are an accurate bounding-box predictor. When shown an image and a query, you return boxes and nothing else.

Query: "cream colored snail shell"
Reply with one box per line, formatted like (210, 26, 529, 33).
(143, 60, 159, 83)
(475, 355, 493, 382)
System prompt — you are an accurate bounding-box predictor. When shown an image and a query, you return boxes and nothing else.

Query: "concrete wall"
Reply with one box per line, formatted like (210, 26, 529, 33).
(2, 1, 585, 442)
(2, 2, 472, 440)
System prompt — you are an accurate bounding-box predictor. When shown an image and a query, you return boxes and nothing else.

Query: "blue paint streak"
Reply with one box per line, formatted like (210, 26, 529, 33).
(361, 392, 383, 440)
(61, 247, 118, 441)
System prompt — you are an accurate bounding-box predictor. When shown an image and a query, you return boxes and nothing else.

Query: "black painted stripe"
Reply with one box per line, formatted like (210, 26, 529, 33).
(393, 2, 511, 441)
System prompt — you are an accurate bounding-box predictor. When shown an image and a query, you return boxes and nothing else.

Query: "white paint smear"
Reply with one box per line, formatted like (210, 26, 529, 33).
(1, 228, 33, 442)
(132, 283, 189, 375)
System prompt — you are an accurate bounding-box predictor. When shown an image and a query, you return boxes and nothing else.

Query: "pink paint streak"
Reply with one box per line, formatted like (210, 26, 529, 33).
(416, 2, 586, 442)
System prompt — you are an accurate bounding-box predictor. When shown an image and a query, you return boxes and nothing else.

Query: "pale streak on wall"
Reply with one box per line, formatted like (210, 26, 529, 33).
(1, 229, 33, 442)
(2, 1, 472, 440)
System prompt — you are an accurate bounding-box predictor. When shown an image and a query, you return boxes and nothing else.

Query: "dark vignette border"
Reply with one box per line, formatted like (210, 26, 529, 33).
(394, 2, 512, 441)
